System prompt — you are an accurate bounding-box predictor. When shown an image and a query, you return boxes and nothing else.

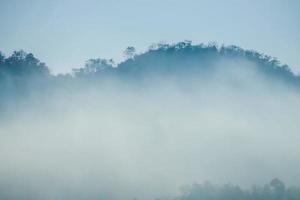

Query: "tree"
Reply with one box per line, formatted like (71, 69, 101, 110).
(72, 58, 114, 76)
(124, 46, 136, 59)
(2, 50, 49, 77)
(270, 178, 286, 200)
(0, 52, 4, 64)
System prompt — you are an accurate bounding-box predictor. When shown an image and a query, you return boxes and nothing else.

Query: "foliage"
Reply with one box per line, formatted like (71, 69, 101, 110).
(164, 179, 300, 200)
(0, 42, 299, 84)
(0, 50, 49, 78)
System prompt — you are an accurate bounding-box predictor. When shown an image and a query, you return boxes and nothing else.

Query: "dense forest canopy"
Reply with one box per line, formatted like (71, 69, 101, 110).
(0, 50, 49, 78)
(0, 42, 298, 82)
(1, 41, 300, 118)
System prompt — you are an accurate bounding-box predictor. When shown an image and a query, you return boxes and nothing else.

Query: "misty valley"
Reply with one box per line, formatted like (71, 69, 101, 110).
(0, 42, 300, 200)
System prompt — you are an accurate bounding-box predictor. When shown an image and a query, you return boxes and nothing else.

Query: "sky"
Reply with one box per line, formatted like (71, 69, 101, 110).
(0, 0, 299, 74)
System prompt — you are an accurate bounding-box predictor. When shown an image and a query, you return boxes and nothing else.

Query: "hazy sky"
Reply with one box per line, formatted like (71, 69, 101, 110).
(0, 0, 299, 74)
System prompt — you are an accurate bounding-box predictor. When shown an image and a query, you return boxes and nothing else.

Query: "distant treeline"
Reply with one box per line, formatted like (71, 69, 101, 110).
(1, 42, 300, 108)
(0, 42, 298, 81)
(2, 42, 300, 111)
(159, 179, 300, 200)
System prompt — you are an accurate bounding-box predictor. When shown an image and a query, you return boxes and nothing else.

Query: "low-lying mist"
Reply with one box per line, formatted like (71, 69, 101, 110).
(0, 43, 300, 200)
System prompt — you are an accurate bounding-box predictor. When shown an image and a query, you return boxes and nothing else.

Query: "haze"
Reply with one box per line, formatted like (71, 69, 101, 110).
(0, 43, 299, 199)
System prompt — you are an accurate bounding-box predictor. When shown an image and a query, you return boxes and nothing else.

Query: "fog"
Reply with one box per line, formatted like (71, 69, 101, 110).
(0, 43, 300, 199)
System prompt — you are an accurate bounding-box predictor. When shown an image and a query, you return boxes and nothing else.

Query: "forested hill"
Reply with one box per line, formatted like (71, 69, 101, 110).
(0, 42, 299, 85)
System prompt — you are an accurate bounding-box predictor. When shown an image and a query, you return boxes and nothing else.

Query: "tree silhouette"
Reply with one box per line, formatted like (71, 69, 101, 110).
(0, 50, 49, 78)
(124, 46, 136, 59)
(168, 179, 300, 200)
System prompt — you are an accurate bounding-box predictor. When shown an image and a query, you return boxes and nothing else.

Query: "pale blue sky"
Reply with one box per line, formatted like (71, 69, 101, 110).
(0, 0, 299, 74)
